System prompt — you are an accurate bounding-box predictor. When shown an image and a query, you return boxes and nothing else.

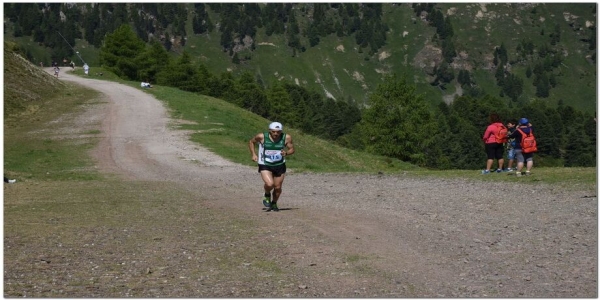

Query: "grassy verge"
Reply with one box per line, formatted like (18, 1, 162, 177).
(407, 167, 597, 191)
(4, 84, 103, 181)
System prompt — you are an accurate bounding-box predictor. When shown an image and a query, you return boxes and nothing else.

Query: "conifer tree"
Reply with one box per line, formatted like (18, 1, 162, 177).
(155, 51, 200, 92)
(565, 123, 594, 166)
(457, 70, 471, 87)
(535, 73, 550, 97)
(234, 72, 269, 117)
(135, 40, 170, 82)
(356, 74, 437, 166)
(267, 81, 296, 126)
(442, 39, 456, 62)
(164, 32, 172, 51)
(99, 24, 145, 79)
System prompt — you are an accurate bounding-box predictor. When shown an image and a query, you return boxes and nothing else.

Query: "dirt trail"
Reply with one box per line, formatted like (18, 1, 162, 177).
(50, 69, 597, 297)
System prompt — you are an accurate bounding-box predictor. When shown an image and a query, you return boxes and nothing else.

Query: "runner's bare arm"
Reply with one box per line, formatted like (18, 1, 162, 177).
(249, 133, 264, 161)
(282, 134, 295, 157)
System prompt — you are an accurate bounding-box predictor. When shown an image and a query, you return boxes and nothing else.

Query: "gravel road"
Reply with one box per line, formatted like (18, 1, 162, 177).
(53, 70, 597, 297)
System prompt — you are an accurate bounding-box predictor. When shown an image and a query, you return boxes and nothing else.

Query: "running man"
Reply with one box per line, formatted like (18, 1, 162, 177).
(248, 122, 295, 212)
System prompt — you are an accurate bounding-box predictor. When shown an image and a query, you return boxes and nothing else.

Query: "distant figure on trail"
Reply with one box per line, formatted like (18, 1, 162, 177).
(70, 61, 75, 70)
(83, 63, 89, 76)
(54, 66, 60, 78)
(248, 122, 295, 212)
(481, 113, 506, 174)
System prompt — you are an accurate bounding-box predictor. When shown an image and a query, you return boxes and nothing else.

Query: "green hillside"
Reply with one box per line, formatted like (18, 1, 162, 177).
(3, 41, 67, 121)
(181, 3, 598, 111)
(4, 3, 596, 112)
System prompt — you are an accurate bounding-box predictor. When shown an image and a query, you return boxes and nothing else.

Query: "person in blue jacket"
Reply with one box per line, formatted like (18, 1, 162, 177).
(508, 118, 534, 177)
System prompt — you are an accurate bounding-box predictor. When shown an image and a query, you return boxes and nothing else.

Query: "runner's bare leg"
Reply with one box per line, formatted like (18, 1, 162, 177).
(272, 174, 285, 203)
(260, 171, 275, 195)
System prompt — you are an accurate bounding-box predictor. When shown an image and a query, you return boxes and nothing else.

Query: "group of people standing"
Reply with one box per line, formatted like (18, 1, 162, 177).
(482, 113, 535, 177)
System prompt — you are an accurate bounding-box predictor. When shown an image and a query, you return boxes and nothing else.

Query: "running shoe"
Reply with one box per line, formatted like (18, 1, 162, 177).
(516, 172, 522, 177)
(271, 203, 279, 212)
(262, 194, 271, 207)
(525, 171, 531, 176)
(481, 170, 491, 175)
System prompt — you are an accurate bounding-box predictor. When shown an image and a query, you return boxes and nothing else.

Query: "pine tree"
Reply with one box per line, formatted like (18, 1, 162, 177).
(442, 39, 456, 62)
(135, 40, 170, 82)
(20, 4, 41, 35)
(356, 74, 437, 166)
(99, 24, 147, 79)
(565, 123, 594, 166)
(457, 70, 471, 86)
(307, 25, 320, 47)
(337, 98, 361, 138)
(234, 72, 269, 116)
(503, 73, 524, 101)
(428, 106, 452, 169)
(267, 81, 296, 125)
(13, 23, 23, 37)
(588, 27, 596, 50)
(220, 28, 233, 51)
(439, 17, 454, 40)
(83, 4, 100, 46)
(156, 51, 201, 92)
(320, 98, 345, 140)
(232, 52, 240, 64)
(535, 73, 550, 97)
(434, 61, 455, 85)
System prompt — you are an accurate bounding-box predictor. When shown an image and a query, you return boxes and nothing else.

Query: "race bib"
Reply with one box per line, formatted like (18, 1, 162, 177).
(264, 149, 283, 163)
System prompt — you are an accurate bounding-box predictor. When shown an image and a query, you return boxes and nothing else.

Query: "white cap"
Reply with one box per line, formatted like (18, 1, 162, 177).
(268, 122, 283, 131)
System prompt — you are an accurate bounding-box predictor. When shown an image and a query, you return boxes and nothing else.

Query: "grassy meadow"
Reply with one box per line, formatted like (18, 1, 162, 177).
(4, 83, 104, 182)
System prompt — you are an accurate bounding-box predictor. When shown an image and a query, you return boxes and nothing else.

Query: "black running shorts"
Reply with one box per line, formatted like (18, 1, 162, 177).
(258, 164, 286, 177)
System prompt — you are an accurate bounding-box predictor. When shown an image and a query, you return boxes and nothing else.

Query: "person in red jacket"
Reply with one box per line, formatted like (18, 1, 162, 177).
(481, 113, 505, 174)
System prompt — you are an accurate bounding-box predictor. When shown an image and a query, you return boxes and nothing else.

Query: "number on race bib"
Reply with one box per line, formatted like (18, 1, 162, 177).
(264, 150, 282, 162)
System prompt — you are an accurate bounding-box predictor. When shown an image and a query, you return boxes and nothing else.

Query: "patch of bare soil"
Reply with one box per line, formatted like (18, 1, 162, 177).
(5, 69, 597, 297)
(412, 44, 442, 76)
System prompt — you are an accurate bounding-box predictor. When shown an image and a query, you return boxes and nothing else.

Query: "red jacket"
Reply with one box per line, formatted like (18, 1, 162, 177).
(483, 122, 503, 144)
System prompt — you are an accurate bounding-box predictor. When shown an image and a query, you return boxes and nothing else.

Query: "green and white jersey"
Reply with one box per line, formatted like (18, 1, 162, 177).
(258, 131, 286, 166)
